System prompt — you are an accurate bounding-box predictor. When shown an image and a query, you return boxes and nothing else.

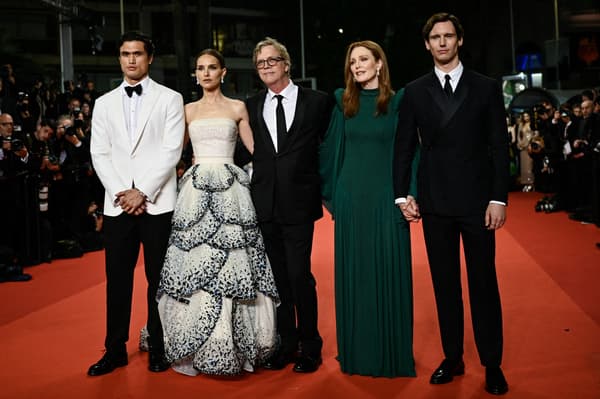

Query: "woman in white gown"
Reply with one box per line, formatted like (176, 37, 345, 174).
(156, 49, 279, 376)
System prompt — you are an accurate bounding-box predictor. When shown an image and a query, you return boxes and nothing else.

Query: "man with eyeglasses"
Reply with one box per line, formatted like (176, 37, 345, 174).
(0, 111, 34, 283)
(245, 37, 333, 373)
(0, 113, 29, 175)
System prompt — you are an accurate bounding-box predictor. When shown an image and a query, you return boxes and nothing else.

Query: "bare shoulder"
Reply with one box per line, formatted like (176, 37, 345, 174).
(227, 97, 249, 120)
(184, 101, 202, 122)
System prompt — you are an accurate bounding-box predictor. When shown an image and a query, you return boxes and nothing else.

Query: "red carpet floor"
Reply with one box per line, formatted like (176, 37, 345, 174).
(1, 192, 598, 398)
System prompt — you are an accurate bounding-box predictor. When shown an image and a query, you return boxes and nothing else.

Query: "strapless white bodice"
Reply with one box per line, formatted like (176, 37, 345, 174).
(189, 118, 237, 163)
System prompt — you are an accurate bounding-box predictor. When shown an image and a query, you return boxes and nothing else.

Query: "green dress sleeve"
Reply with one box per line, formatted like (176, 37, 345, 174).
(319, 88, 345, 215)
(393, 88, 420, 200)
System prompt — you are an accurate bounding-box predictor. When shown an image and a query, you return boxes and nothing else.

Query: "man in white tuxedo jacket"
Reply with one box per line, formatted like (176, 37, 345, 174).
(88, 31, 185, 376)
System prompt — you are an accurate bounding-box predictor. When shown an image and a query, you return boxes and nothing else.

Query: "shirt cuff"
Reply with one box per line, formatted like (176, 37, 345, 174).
(489, 200, 506, 206)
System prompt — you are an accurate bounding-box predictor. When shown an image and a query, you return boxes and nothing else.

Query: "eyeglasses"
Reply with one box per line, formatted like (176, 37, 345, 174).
(255, 57, 284, 69)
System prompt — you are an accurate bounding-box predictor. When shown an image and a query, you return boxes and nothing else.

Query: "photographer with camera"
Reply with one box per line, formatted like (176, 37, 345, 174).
(531, 104, 563, 193)
(48, 114, 92, 254)
(0, 112, 34, 281)
(15, 92, 38, 136)
(568, 100, 600, 223)
(0, 113, 30, 176)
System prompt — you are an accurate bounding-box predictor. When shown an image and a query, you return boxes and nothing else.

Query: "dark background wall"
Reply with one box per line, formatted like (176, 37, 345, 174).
(0, 0, 598, 98)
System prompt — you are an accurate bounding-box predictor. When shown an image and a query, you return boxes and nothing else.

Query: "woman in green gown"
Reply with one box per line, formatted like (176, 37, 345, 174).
(320, 40, 418, 377)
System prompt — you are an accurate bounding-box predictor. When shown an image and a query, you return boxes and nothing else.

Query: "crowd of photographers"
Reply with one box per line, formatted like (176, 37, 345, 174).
(509, 89, 600, 227)
(1, 64, 103, 282)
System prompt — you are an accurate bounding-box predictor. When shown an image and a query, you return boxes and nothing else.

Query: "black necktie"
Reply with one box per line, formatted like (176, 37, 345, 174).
(125, 84, 142, 97)
(443, 74, 453, 97)
(275, 94, 286, 151)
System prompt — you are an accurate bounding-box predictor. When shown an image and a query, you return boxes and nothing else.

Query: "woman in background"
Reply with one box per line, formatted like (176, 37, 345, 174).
(517, 111, 535, 192)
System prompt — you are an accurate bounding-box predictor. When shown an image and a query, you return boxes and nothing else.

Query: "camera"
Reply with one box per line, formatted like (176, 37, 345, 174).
(17, 92, 29, 102)
(11, 138, 24, 151)
(65, 119, 84, 136)
(1, 136, 24, 151)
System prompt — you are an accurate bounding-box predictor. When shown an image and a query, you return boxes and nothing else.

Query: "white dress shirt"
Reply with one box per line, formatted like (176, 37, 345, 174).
(121, 78, 149, 144)
(263, 81, 298, 152)
(433, 62, 464, 93)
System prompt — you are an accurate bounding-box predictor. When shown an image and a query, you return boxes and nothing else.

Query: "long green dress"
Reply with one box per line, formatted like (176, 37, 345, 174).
(320, 88, 417, 377)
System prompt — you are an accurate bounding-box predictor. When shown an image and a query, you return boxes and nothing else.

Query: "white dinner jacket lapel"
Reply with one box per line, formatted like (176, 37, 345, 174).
(131, 79, 161, 153)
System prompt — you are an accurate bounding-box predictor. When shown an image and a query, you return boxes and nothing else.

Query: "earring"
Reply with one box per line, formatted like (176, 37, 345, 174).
(376, 68, 380, 77)
(221, 77, 224, 84)
(196, 78, 200, 85)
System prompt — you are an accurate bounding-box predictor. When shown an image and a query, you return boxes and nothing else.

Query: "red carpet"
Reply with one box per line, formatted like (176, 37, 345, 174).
(1, 192, 598, 398)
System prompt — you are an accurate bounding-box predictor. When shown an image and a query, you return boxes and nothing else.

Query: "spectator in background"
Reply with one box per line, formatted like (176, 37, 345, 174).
(49, 115, 92, 247)
(506, 115, 518, 189)
(572, 103, 583, 120)
(593, 98, 600, 115)
(0, 111, 33, 282)
(568, 100, 600, 223)
(517, 112, 535, 192)
(0, 78, 17, 117)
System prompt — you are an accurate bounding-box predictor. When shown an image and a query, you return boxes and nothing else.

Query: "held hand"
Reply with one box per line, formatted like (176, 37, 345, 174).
(485, 203, 506, 230)
(115, 189, 146, 215)
(399, 196, 421, 223)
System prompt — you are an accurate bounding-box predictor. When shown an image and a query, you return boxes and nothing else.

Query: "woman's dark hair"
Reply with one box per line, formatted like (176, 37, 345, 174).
(422, 13, 464, 42)
(196, 49, 226, 68)
(118, 31, 155, 57)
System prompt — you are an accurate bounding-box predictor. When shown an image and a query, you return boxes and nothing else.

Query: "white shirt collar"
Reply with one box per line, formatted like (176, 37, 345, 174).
(434, 62, 463, 87)
(267, 80, 296, 102)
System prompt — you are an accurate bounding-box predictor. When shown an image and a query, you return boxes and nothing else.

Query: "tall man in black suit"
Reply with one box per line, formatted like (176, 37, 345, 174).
(393, 13, 510, 395)
(246, 37, 332, 373)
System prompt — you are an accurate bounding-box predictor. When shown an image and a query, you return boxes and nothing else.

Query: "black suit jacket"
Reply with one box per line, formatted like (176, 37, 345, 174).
(394, 69, 509, 216)
(246, 86, 333, 224)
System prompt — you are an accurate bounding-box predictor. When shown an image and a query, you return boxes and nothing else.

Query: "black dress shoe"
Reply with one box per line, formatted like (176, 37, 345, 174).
(430, 358, 465, 384)
(148, 351, 170, 372)
(293, 354, 322, 373)
(263, 350, 295, 370)
(87, 353, 128, 376)
(485, 366, 508, 395)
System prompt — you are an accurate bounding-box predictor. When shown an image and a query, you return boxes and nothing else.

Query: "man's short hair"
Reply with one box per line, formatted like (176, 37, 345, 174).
(422, 12, 464, 41)
(118, 31, 155, 57)
(252, 37, 291, 76)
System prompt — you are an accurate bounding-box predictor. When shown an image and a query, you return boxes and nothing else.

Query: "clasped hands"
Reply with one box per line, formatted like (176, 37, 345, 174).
(398, 197, 506, 230)
(398, 195, 421, 223)
(115, 189, 147, 215)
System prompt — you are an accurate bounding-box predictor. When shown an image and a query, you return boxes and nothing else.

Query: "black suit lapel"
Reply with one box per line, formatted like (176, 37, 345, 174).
(441, 74, 469, 127)
(279, 87, 305, 154)
(255, 90, 277, 154)
(426, 71, 470, 128)
(427, 73, 447, 118)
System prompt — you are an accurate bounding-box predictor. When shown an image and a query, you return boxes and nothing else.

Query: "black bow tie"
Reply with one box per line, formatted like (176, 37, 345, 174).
(125, 84, 142, 97)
